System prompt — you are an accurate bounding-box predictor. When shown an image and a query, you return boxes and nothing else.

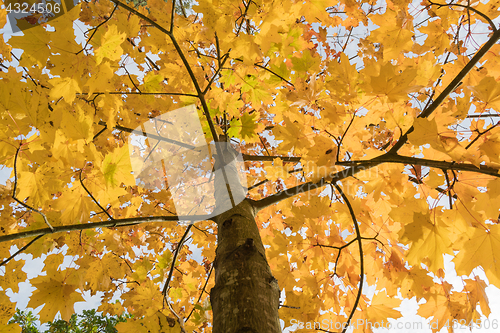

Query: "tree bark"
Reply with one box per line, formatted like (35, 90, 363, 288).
(210, 146, 281, 333)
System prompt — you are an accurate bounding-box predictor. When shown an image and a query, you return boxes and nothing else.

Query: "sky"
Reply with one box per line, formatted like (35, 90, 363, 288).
(1, 0, 500, 332)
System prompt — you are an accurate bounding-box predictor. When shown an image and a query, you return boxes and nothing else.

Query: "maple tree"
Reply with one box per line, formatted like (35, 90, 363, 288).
(1, 0, 500, 332)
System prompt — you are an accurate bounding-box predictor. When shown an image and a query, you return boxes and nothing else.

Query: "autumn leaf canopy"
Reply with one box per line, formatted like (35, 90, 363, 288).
(1, 0, 500, 332)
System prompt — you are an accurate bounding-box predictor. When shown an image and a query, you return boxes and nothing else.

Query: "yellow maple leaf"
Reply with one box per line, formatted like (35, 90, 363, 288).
(8, 26, 50, 67)
(84, 61, 115, 96)
(418, 19, 451, 55)
(366, 290, 402, 324)
(60, 104, 94, 142)
(369, 62, 422, 102)
(102, 145, 136, 188)
(465, 276, 491, 317)
(16, 170, 50, 208)
(229, 34, 263, 65)
(404, 213, 453, 272)
(417, 294, 451, 332)
(27, 270, 84, 322)
(124, 280, 163, 317)
(398, 266, 434, 300)
(273, 115, 313, 153)
(116, 320, 149, 333)
(368, 10, 414, 59)
(453, 224, 500, 286)
(408, 118, 442, 148)
(0, 259, 26, 293)
(95, 25, 126, 65)
(49, 77, 82, 104)
(264, 157, 289, 182)
(0, 291, 16, 326)
(468, 76, 500, 111)
(0, 324, 21, 333)
(326, 53, 360, 103)
(85, 253, 125, 291)
(227, 112, 265, 143)
(0, 2, 6, 29)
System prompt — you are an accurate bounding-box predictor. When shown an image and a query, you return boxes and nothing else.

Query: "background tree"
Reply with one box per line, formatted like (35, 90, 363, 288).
(9, 309, 129, 333)
(1, 0, 500, 332)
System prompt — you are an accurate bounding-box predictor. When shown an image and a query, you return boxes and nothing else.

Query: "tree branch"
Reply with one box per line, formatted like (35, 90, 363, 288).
(184, 264, 213, 323)
(443, 169, 454, 209)
(250, 163, 374, 211)
(373, 155, 500, 177)
(79, 169, 114, 221)
(12, 147, 54, 231)
(388, 28, 500, 154)
(162, 224, 193, 298)
(97, 120, 199, 150)
(0, 235, 44, 267)
(241, 154, 301, 163)
(83, 91, 198, 97)
(233, 58, 294, 87)
(332, 183, 364, 333)
(428, 1, 498, 32)
(335, 154, 500, 178)
(110, 0, 171, 35)
(0, 214, 213, 244)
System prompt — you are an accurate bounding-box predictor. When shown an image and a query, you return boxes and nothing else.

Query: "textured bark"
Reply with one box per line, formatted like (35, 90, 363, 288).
(211, 146, 281, 333)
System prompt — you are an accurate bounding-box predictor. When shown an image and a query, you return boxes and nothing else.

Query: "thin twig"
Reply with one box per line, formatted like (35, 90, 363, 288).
(465, 121, 500, 149)
(12, 147, 54, 231)
(82, 91, 198, 97)
(162, 223, 192, 333)
(79, 169, 114, 220)
(184, 264, 213, 322)
(169, 0, 176, 33)
(332, 183, 364, 333)
(162, 225, 193, 297)
(234, 58, 294, 87)
(97, 120, 199, 150)
(442, 169, 454, 209)
(428, 1, 497, 32)
(0, 235, 44, 267)
(336, 115, 355, 163)
(78, 4, 119, 56)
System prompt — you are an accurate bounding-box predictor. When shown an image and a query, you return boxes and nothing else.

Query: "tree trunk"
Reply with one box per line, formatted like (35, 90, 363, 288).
(210, 146, 281, 333)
